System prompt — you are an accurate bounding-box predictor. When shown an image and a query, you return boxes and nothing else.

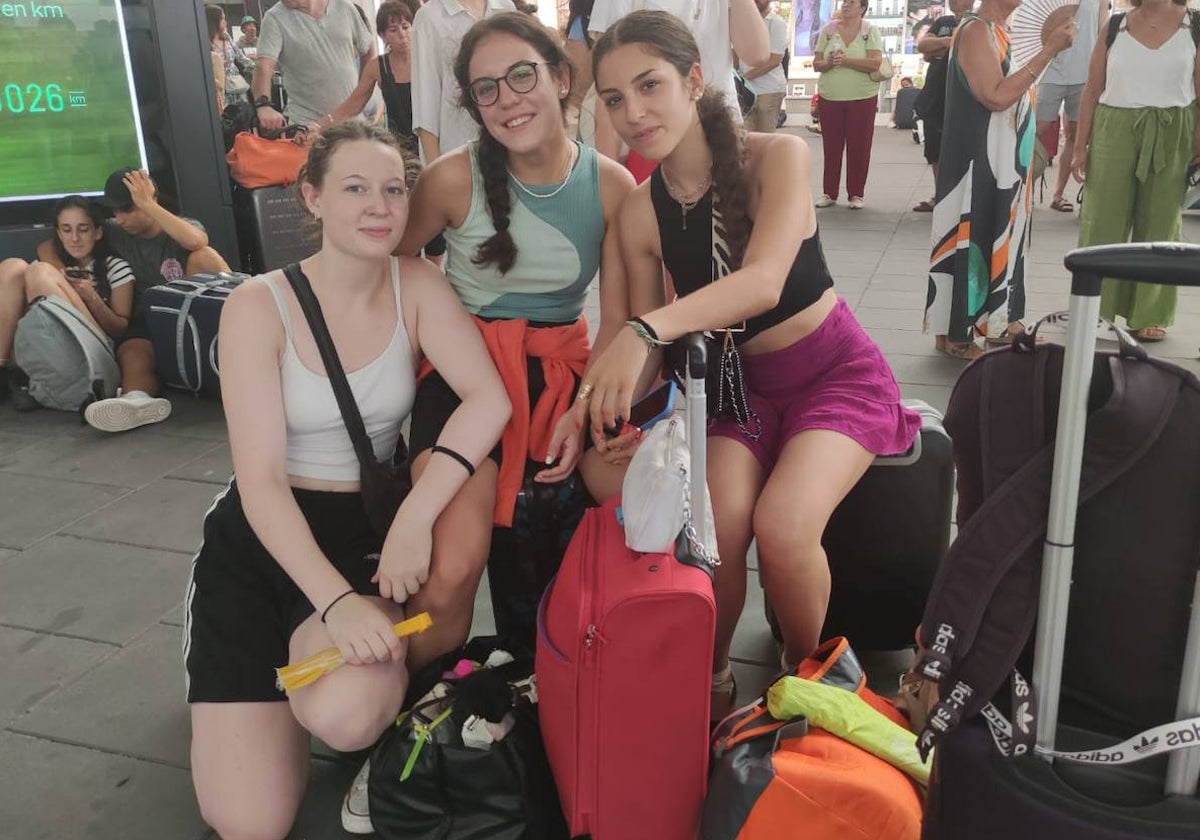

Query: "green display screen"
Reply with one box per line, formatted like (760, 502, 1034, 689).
(0, 0, 146, 203)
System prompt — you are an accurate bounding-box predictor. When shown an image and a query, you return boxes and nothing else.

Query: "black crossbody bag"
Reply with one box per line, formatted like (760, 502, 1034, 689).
(282, 262, 410, 537)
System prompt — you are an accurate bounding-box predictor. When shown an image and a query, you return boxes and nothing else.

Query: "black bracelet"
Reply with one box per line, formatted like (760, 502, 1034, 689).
(431, 444, 476, 477)
(320, 588, 356, 623)
(630, 316, 660, 342)
(253, 95, 272, 109)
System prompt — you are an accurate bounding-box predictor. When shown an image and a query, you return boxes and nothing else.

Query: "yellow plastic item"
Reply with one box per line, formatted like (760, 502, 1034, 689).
(275, 612, 433, 694)
(766, 675, 932, 785)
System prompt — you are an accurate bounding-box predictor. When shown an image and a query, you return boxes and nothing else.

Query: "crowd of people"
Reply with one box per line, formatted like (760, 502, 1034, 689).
(1, 0, 1196, 837)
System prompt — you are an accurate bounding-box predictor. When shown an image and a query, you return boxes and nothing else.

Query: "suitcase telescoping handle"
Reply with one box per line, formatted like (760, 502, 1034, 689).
(1035, 242, 1200, 796)
(681, 332, 708, 524)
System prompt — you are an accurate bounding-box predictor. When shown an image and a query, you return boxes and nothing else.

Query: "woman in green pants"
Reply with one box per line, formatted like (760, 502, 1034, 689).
(1072, 0, 1200, 342)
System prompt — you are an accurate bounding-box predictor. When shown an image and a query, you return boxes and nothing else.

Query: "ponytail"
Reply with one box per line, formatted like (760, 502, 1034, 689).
(697, 90, 751, 268)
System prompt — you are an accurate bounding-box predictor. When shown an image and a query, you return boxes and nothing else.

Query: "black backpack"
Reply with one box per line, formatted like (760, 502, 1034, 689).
(913, 326, 1200, 760)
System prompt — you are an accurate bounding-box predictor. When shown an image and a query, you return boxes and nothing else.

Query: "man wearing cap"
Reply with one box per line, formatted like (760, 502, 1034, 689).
(42, 168, 228, 432)
(237, 15, 258, 50)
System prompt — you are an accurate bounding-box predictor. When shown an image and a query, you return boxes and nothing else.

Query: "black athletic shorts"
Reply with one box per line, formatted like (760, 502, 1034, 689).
(407, 342, 583, 467)
(184, 481, 383, 703)
(116, 302, 152, 349)
(924, 121, 944, 166)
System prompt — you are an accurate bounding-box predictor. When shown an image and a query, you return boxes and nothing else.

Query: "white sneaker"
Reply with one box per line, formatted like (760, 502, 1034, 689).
(83, 389, 171, 433)
(815, 194, 836, 208)
(341, 760, 374, 835)
(848, 196, 865, 209)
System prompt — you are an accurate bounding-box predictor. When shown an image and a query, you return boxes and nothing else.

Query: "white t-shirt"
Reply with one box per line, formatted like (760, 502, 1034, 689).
(742, 11, 788, 95)
(589, 0, 738, 112)
(411, 0, 517, 159)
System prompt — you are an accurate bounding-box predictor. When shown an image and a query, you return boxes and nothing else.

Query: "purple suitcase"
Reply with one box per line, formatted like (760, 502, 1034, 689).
(922, 243, 1200, 839)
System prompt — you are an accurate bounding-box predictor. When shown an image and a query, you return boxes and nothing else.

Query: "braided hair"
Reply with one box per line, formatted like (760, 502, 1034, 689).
(452, 13, 575, 274)
(592, 10, 752, 266)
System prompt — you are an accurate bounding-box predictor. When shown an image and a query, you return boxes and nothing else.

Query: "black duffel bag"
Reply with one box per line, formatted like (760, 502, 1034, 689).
(368, 637, 569, 840)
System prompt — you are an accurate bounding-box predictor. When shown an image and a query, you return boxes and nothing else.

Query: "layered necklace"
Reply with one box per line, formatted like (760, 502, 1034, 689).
(508, 142, 579, 200)
(661, 165, 712, 231)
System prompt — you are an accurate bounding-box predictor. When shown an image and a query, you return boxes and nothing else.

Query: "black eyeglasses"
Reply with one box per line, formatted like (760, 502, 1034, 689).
(468, 61, 542, 107)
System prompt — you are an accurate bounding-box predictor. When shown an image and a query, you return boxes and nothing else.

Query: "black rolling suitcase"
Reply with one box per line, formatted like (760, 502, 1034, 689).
(915, 243, 1200, 839)
(233, 184, 317, 274)
(766, 398, 954, 650)
(146, 272, 248, 398)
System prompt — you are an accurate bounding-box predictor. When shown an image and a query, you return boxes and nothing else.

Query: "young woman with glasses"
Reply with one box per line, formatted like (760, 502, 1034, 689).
(392, 12, 634, 651)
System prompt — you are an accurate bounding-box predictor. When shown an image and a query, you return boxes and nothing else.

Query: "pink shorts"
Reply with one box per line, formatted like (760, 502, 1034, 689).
(709, 298, 921, 471)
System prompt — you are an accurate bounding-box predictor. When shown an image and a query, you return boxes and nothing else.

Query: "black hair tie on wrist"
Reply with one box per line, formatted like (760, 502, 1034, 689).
(630, 316, 661, 342)
(320, 588, 356, 623)
(432, 445, 476, 477)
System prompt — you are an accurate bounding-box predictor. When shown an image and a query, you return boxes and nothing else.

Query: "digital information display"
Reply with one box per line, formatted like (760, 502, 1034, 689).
(0, 0, 147, 203)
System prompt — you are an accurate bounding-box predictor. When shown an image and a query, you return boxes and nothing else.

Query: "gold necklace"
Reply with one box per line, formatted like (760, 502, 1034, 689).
(661, 166, 711, 231)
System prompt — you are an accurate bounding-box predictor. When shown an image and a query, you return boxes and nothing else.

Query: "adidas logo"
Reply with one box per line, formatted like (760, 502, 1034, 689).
(1133, 735, 1160, 756)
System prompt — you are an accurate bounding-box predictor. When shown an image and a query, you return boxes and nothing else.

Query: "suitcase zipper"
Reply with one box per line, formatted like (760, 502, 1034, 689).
(577, 514, 607, 832)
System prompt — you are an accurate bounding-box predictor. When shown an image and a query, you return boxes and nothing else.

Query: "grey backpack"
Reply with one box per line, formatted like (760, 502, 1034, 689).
(14, 295, 121, 412)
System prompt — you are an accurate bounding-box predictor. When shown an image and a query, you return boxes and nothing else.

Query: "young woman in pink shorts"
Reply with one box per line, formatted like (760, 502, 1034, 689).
(572, 10, 920, 718)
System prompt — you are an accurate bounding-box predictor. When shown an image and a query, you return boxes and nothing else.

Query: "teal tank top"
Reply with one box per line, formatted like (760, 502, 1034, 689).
(443, 141, 604, 322)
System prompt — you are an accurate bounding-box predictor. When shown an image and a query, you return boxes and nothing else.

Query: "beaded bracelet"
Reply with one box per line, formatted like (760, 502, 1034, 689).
(626, 318, 669, 350)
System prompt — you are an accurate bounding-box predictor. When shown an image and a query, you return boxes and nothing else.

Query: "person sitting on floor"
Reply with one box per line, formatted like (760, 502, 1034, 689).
(0, 195, 135, 409)
(61, 168, 229, 432)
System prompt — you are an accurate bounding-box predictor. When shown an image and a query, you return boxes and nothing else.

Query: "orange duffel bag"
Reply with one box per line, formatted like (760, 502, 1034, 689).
(702, 638, 924, 840)
(226, 129, 307, 189)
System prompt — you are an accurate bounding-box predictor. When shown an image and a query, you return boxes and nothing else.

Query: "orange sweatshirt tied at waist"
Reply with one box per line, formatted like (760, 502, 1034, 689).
(419, 316, 589, 527)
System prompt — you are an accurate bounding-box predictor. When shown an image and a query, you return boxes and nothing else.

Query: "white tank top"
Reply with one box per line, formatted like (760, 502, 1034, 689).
(1100, 19, 1197, 109)
(264, 258, 416, 483)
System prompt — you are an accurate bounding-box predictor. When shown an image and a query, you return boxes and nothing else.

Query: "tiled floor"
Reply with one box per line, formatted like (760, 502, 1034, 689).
(2, 126, 1198, 839)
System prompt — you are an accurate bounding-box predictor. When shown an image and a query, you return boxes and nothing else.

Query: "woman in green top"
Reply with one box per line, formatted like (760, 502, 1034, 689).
(813, 0, 883, 209)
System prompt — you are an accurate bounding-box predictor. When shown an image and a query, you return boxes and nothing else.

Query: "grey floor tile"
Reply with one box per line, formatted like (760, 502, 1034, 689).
(0, 536, 193, 646)
(139, 396, 228, 442)
(160, 602, 186, 628)
(729, 660, 781, 711)
(0, 433, 217, 489)
(0, 404, 95, 438)
(0, 731, 209, 840)
(868, 328, 940, 357)
(0, 431, 39, 460)
(64, 479, 224, 555)
(168, 445, 234, 485)
(888, 353, 973, 387)
(854, 306, 923, 331)
(729, 569, 778, 668)
(0, 626, 111, 725)
(899, 384, 954, 414)
(0, 474, 128, 551)
(856, 288, 925, 311)
(289, 757, 362, 839)
(867, 272, 927, 291)
(15, 624, 192, 768)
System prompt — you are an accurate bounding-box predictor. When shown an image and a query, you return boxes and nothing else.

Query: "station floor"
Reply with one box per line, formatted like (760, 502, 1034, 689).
(3, 126, 1200, 839)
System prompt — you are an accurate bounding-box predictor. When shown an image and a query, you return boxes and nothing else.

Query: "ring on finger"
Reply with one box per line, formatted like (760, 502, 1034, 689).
(576, 383, 594, 402)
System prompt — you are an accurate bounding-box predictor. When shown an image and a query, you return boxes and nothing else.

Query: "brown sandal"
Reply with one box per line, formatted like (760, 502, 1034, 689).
(1134, 326, 1167, 342)
(1050, 196, 1075, 212)
(935, 335, 984, 360)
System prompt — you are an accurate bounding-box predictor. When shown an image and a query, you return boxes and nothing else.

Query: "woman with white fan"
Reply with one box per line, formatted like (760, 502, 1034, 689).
(924, 0, 1076, 359)
(1070, 0, 1199, 342)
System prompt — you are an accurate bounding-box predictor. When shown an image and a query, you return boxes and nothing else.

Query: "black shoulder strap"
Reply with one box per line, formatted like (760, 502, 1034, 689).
(280, 263, 377, 470)
(1106, 11, 1124, 49)
(1190, 8, 1200, 46)
(916, 351, 1180, 757)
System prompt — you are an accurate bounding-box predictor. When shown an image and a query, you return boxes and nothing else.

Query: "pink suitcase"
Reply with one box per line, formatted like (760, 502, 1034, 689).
(536, 336, 717, 840)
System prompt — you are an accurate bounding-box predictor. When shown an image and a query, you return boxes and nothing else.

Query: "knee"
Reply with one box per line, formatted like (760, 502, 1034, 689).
(198, 799, 294, 840)
(752, 498, 825, 563)
(23, 261, 66, 293)
(424, 552, 485, 614)
(187, 246, 230, 275)
(0, 258, 29, 287)
(307, 705, 392, 753)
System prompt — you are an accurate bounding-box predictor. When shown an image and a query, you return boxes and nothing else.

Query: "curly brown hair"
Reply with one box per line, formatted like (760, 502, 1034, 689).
(592, 10, 751, 266)
(452, 12, 575, 274)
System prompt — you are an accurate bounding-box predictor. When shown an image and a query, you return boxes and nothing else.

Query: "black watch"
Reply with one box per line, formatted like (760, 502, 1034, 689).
(253, 96, 272, 109)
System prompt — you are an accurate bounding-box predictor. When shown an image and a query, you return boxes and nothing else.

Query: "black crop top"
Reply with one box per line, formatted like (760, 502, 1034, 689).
(649, 167, 834, 343)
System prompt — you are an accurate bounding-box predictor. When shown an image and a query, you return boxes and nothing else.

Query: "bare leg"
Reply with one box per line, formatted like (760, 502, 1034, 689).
(187, 246, 231, 275)
(23, 262, 102, 330)
(402, 451, 497, 673)
(1054, 121, 1078, 203)
(753, 430, 874, 665)
(708, 437, 767, 674)
(0, 258, 30, 361)
(190, 702, 310, 840)
(116, 338, 160, 395)
(287, 596, 409, 751)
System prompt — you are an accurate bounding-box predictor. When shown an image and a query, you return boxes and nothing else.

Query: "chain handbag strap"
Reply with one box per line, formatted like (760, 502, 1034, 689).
(715, 330, 763, 442)
(681, 468, 719, 568)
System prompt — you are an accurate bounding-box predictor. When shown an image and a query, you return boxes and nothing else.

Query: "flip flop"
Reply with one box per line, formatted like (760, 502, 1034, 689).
(935, 336, 984, 360)
(1134, 326, 1167, 342)
(1050, 196, 1074, 212)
